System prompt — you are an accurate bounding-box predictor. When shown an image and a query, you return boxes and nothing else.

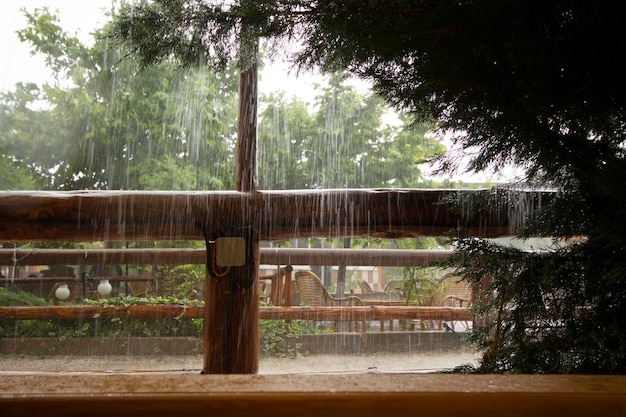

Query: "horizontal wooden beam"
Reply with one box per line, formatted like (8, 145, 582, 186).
(260, 248, 452, 267)
(261, 306, 471, 321)
(0, 189, 549, 242)
(2, 275, 155, 283)
(1, 374, 625, 417)
(0, 305, 471, 322)
(0, 248, 451, 267)
(0, 248, 207, 266)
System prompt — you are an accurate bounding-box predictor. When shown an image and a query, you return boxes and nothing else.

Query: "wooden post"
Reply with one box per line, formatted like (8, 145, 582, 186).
(283, 265, 293, 306)
(236, 61, 259, 193)
(203, 231, 259, 374)
(335, 238, 351, 297)
(202, 50, 260, 374)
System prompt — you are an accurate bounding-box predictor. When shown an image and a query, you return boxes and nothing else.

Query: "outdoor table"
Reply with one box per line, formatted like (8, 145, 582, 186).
(359, 298, 405, 330)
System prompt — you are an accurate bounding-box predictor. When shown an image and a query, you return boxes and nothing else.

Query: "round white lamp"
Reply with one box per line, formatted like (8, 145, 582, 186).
(97, 279, 112, 296)
(55, 283, 71, 300)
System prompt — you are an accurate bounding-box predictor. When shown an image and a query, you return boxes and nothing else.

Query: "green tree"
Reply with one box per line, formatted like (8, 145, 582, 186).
(0, 7, 239, 190)
(110, 0, 626, 185)
(307, 73, 387, 188)
(0, 82, 50, 189)
(1, 7, 444, 192)
(257, 92, 313, 189)
(258, 74, 444, 189)
(111, 1, 626, 373)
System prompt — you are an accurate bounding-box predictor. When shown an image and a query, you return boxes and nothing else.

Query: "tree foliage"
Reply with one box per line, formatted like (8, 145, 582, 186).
(258, 74, 443, 189)
(1, 7, 442, 191)
(1, 7, 239, 190)
(111, 0, 626, 182)
(111, 1, 626, 374)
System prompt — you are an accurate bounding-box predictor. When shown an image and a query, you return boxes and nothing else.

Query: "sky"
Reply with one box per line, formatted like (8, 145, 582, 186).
(0, 1, 516, 183)
(0, 1, 325, 100)
(0, 1, 111, 91)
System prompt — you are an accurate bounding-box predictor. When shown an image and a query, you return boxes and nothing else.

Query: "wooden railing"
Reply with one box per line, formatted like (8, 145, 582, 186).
(0, 247, 464, 324)
(0, 189, 538, 337)
(0, 304, 470, 322)
(1, 189, 625, 416)
(0, 189, 542, 242)
(0, 188, 546, 372)
(0, 247, 452, 267)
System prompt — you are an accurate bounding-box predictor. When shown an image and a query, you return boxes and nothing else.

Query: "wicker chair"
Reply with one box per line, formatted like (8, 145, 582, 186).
(295, 271, 362, 307)
(441, 274, 473, 308)
(360, 280, 404, 330)
(383, 280, 404, 299)
(359, 280, 392, 298)
(441, 273, 474, 330)
(359, 280, 374, 294)
(294, 270, 364, 331)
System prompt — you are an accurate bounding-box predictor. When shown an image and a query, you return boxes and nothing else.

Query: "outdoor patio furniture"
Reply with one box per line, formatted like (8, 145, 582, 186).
(128, 281, 154, 298)
(258, 280, 269, 303)
(383, 280, 404, 299)
(259, 266, 294, 305)
(441, 274, 473, 307)
(266, 266, 294, 306)
(359, 280, 378, 294)
(294, 270, 364, 331)
(441, 273, 474, 330)
(295, 270, 363, 307)
(358, 280, 404, 330)
(359, 280, 396, 300)
(408, 275, 473, 331)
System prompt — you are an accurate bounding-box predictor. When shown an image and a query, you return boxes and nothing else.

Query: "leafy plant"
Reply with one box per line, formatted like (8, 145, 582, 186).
(1, 288, 328, 357)
(173, 268, 204, 300)
(259, 319, 301, 358)
(390, 267, 445, 306)
(0, 287, 50, 306)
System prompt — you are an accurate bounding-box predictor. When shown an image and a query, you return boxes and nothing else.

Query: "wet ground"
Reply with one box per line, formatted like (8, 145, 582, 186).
(0, 350, 480, 374)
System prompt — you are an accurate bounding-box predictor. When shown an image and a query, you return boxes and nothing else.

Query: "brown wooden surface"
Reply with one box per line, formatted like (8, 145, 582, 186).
(3, 275, 155, 283)
(0, 248, 207, 266)
(261, 306, 471, 321)
(0, 247, 451, 267)
(200, 61, 260, 374)
(260, 248, 452, 267)
(0, 189, 549, 242)
(361, 299, 406, 306)
(0, 305, 471, 322)
(0, 373, 624, 417)
(236, 62, 258, 193)
(202, 216, 260, 373)
(259, 266, 293, 306)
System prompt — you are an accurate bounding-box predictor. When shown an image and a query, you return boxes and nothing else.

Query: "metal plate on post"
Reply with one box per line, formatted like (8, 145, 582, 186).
(215, 237, 246, 267)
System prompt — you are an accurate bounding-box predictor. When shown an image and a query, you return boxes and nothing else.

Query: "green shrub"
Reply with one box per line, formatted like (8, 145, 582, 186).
(0, 288, 326, 358)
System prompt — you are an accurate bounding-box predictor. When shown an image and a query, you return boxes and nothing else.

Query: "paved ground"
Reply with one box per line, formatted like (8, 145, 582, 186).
(0, 350, 480, 374)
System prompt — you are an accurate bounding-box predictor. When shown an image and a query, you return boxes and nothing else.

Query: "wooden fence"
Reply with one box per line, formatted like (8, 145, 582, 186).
(0, 246, 466, 325)
(1, 189, 624, 416)
(0, 305, 470, 323)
